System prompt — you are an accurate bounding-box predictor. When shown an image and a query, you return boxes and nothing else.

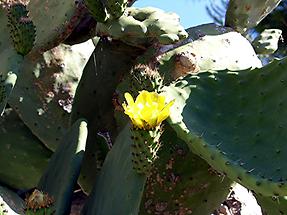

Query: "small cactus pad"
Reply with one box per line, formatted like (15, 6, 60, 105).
(130, 126, 162, 175)
(164, 57, 287, 196)
(0, 185, 25, 214)
(38, 119, 88, 214)
(0, 109, 52, 189)
(81, 125, 146, 215)
(96, 7, 188, 47)
(8, 42, 93, 151)
(225, 0, 282, 33)
(7, 3, 36, 56)
(253, 29, 283, 55)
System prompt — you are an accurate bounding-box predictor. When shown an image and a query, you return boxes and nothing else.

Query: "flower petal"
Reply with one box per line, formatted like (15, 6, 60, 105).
(124, 92, 134, 106)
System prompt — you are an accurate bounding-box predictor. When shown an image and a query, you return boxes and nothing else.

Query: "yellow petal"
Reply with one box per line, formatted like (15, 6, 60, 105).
(124, 92, 135, 106)
(157, 100, 175, 124)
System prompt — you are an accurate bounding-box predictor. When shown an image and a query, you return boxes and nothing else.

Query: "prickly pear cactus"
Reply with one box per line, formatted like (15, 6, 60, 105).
(256, 194, 287, 215)
(7, 3, 35, 56)
(0, 109, 52, 189)
(38, 119, 88, 214)
(84, 0, 108, 23)
(164, 58, 287, 197)
(225, 0, 282, 33)
(27, 0, 85, 52)
(24, 189, 54, 215)
(8, 42, 93, 151)
(102, 0, 128, 18)
(139, 124, 233, 215)
(158, 24, 262, 81)
(81, 125, 146, 215)
(71, 38, 143, 193)
(0, 6, 23, 114)
(96, 7, 188, 47)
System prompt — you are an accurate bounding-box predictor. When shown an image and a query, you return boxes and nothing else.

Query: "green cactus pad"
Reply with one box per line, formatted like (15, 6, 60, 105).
(140, 124, 233, 215)
(81, 125, 146, 215)
(158, 24, 262, 81)
(225, 0, 282, 33)
(0, 6, 23, 114)
(8, 42, 93, 151)
(256, 194, 287, 215)
(164, 58, 287, 197)
(84, 0, 108, 23)
(0, 185, 25, 215)
(102, 0, 128, 18)
(71, 39, 143, 193)
(7, 3, 36, 56)
(253, 29, 283, 55)
(27, 0, 84, 52)
(38, 119, 88, 215)
(130, 126, 162, 175)
(0, 109, 52, 189)
(96, 7, 188, 47)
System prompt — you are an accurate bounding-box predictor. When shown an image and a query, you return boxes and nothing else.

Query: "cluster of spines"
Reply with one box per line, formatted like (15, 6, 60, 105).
(130, 64, 163, 94)
(7, 3, 36, 56)
(131, 126, 162, 175)
(24, 189, 54, 214)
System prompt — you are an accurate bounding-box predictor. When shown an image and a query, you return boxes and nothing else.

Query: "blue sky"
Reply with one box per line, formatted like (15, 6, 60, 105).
(134, 0, 223, 28)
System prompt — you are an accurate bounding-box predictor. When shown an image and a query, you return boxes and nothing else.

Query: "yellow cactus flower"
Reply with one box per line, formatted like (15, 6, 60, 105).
(122, 90, 174, 130)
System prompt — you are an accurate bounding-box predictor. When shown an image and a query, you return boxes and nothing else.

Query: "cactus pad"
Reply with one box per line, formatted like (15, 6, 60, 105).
(140, 124, 233, 215)
(225, 0, 282, 33)
(71, 39, 143, 193)
(84, 0, 108, 23)
(81, 125, 146, 215)
(164, 58, 287, 196)
(96, 7, 188, 47)
(102, 0, 128, 18)
(7, 3, 35, 56)
(8, 43, 92, 151)
(38, 119, 87, 215)
(27, 0, 85, 52)
(0, 109, 52, 189)
(256, 194, 287, 215)
(158, 24, 262, 81)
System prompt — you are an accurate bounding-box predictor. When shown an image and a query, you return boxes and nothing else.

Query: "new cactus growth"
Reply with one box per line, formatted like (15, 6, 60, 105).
(7, 3, 35, 56)
(24, 189, 54, 214)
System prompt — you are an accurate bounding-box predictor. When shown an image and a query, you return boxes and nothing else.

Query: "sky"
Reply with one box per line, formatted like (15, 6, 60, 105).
(134, 0, 223, 28)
